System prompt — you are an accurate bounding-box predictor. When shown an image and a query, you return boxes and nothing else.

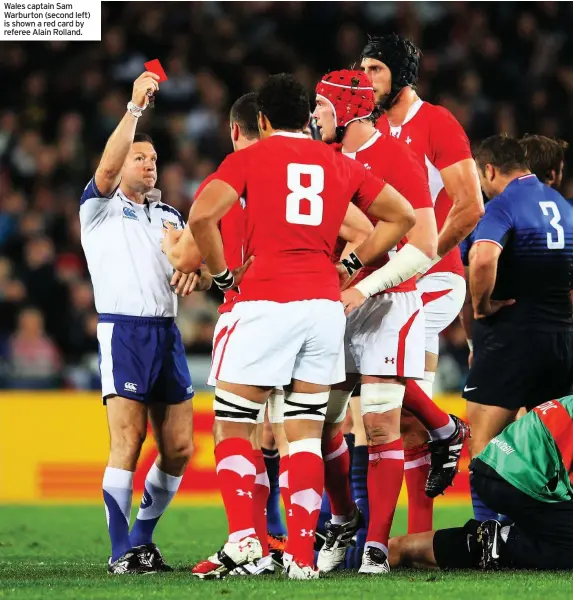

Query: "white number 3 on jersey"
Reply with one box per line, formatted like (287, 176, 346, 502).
(539, 201, 565, 249)
(286, 163, 324, 226)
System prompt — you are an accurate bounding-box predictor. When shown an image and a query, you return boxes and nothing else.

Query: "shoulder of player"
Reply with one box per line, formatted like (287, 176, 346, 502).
(80, 175, 121, 206)
(376, 131, 416, 156)
(420, 102, 466, 138)
(421, 101, 458, 123)
(195, 172, 218, 198)
(483, 189, 516, 216)
(376, 132, 426, 172)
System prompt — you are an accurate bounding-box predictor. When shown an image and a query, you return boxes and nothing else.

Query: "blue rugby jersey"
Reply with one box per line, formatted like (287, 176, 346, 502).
(470, 174, 573, 329)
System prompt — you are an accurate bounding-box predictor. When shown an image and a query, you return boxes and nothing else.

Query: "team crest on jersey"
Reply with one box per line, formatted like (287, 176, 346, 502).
(123, 206, 138, 220)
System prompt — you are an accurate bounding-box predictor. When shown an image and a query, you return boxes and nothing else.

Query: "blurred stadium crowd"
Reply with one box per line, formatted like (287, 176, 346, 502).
(1, 1, 572, 390)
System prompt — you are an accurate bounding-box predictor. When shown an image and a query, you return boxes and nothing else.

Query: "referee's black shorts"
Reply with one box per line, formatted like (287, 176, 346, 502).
(433, 460, 573, 570)
(462, 322, 573, 410)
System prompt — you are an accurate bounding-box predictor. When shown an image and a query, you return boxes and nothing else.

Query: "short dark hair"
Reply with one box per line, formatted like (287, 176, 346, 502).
(256, 73, 310, 131)
(472, 134, 528, 175)
(133, 132, 154, 146)
(518, 135, 568, 184)
(230, 92, 259, 139)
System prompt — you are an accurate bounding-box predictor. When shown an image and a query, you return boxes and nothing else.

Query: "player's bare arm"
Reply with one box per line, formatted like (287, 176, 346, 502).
(438, 159, 484, 258)
(188, 179, 240, 281)
(94, 72, 160, 196)
(459, 266, 475, 364)
(407, 207, 438, 259)
(342, 204, 437, 315)
(338, 202, 374, 257)
(388, 532, 439, 569)
(354, 183, 416, 266)
(162, 222, 203, 274)
(469, 242, 515, 319)
(336, 203, 375, 288)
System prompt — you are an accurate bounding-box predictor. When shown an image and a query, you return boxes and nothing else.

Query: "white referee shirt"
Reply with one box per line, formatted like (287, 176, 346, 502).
(79, 177, 185, 317)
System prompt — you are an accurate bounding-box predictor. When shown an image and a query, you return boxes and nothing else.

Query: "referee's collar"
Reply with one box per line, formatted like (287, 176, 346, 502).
(146, 188, 162, 203)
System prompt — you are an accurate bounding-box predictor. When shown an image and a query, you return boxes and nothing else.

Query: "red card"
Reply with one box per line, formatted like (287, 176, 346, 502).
(144, 59, 168, 82)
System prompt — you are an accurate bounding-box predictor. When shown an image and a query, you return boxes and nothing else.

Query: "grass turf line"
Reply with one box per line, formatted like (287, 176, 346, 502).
(1, 505, 572, 599)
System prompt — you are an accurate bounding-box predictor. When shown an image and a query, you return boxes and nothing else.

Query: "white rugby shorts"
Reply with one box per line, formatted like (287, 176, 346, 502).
(345, 290, 425, 379)
(209, 299, 346, 387)
(417, 272, 466, 356)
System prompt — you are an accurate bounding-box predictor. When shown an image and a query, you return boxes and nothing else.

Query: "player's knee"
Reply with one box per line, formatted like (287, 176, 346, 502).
(261, 418, 276, 449)
(361, 383, 404, 444)
(401, 410, 429, 449)
(159, 436, 194, 469)
(283, 391, 329, 423)
(365, 421, 400, 445)
(388, 536, 405, 568)
(324, 388, 353, 426)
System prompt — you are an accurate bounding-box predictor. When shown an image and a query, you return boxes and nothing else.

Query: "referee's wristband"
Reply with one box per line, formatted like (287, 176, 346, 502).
(341, 251, 364, 277)
(127, 101, 146, 118)
(212, 268, 235, 292)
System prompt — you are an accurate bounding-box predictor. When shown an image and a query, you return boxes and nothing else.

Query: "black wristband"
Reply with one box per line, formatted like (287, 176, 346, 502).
(213, 268, 235, 291)
(341, 252, 364, 277)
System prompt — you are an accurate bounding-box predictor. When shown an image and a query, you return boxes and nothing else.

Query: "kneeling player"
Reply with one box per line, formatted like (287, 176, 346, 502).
(390, 396, 573, 571)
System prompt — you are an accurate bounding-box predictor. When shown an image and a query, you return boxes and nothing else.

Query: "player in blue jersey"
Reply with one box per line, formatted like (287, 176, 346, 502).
(80, 72, 196, 574)
(461, 134, 573, 521)
(519, 134, 568, 191)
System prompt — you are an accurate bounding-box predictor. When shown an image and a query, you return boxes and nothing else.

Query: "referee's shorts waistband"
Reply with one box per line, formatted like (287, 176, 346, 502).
(98, 313, 175, 326)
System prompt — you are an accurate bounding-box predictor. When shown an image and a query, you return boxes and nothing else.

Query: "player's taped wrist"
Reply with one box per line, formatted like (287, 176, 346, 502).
(212, 268, 235, 291)
(467, 339, 473, 352)
(341, 251, 364, 277)
(418, 253, 443, 276)
(127, 101, 147, 118)
(354, 243, 433, 299)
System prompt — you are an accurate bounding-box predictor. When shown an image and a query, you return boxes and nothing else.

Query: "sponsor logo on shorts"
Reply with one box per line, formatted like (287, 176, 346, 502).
(124, 382, 138, 393)
(123, 206, 138, 220)
(186, 385, 194, 395)
(385, 357, 395, 364)
(463, 385, 477, 392)
(490, 437, 515, 455)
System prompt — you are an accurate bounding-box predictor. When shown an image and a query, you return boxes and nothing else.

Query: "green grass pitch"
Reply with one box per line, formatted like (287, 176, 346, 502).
(1, 504, 572, 599)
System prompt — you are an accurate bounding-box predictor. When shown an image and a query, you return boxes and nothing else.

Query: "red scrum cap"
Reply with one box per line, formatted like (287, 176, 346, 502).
(315, 69, 375, 129)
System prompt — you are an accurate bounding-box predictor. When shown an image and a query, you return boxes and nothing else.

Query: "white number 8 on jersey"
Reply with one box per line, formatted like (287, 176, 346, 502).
(286, 163, 324, 226)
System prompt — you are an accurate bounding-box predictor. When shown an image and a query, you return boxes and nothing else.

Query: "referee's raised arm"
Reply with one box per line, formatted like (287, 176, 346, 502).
(94, 71, 160, 196)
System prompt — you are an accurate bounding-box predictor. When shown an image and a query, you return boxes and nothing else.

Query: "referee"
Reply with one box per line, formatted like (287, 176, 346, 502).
(462, 135, 573, 521)
(80, 72, 195, 574)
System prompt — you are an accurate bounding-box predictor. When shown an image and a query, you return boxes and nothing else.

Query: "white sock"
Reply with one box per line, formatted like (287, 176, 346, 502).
(103, 467, 134, 560)
(423, 371, 455, 441)
(130, 464, 183, 546)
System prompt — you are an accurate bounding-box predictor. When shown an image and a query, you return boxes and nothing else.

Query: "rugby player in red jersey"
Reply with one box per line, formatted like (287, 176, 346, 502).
(311, 68, 440, 574)
(187, 73, 416, 579)
(361, 34, 482, 522)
